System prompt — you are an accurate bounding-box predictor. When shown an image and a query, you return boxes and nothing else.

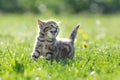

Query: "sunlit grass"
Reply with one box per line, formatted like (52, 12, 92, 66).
(0, 13, 120, 80)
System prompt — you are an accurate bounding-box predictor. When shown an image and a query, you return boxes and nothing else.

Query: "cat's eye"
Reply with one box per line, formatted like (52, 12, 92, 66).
(50, 24, 54, 27)
(44, 27, 51, 32)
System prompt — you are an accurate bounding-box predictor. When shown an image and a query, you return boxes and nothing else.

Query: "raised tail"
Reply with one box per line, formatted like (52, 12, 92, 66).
(69, 25, 80, 44)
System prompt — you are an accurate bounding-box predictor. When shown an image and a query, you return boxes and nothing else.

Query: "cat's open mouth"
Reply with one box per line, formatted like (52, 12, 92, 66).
(50, 30, 57, 35)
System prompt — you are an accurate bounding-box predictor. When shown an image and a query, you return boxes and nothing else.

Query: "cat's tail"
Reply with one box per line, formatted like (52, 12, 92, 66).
(69, 25, 80, 44)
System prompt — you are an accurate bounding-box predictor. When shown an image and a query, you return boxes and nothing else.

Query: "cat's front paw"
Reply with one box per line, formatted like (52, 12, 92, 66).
(46, 54, 52, 59)
(46, 52, 53, 60)
(31, 54, 38, 61)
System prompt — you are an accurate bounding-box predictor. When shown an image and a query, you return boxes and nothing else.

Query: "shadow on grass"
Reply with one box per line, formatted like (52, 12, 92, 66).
(32, 57, 76, 66)
(12, 59, 24, 73)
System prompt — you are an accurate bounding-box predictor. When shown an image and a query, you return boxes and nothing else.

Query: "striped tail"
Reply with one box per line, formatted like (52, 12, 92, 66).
(69, 25, 80, 44)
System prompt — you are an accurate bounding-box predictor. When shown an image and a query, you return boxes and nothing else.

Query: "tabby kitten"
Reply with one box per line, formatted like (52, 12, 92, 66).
(32, 20, 79, 60)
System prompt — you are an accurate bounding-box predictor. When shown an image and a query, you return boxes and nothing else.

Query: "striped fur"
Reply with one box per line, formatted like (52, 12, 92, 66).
(32, 20, 79, 60)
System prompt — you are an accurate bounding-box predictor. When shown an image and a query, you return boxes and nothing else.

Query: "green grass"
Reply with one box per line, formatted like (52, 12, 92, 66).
(0, 13, 120, 80)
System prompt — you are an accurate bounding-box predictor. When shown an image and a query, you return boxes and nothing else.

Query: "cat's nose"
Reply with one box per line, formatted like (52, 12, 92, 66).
(50, 31, 57, 35)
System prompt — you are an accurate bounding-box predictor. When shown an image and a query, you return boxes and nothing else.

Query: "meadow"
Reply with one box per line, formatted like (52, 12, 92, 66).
(0, 13, 120, 80)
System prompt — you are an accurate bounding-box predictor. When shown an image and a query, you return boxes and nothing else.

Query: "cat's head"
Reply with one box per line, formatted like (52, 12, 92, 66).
(38, 20, 60, 39)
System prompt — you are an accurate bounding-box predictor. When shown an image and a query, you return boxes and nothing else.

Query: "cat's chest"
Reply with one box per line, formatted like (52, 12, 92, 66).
(41, 42, 52, 55)
(41, 42, 56, 56)
(41, 43, 48, 55)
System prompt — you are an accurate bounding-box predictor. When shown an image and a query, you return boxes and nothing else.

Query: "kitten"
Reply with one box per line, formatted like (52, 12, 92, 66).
(31, 20, 79, 60)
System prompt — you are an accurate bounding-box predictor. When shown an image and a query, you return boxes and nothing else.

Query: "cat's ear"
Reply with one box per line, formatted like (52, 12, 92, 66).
(38, 20, 45, 27)
(57, 21, 61, 26)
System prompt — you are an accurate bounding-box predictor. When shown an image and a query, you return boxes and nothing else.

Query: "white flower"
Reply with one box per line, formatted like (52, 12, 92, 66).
(37, 67, 41, 71)
(36, 77, 39, 80)
(96, 20, 101, 26)
(90, 71, 95, 76)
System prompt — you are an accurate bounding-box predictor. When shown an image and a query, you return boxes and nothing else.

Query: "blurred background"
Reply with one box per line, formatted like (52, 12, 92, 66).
(0, 0, 120, 46)
(0, 1, 120, 80)
(0, 0, 120, 14)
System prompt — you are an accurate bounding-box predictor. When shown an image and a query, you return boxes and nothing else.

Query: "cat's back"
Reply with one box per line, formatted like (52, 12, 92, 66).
(55, 38, 74, 58)
(56, 38, 71, 43)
